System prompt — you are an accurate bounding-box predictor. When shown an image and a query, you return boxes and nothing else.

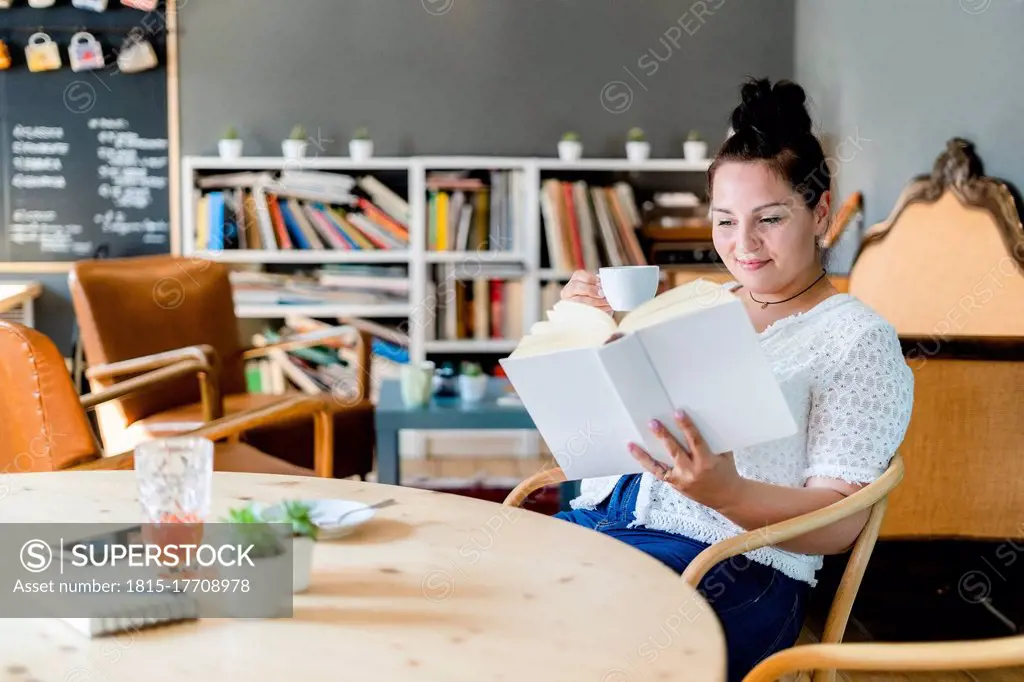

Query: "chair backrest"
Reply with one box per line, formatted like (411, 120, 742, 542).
(847, 138, 1024, 540)
(69, 255, 248, 427)
(0, 322, 100, 472)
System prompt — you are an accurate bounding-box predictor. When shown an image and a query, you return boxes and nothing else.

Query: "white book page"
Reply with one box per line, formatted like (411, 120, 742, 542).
(633, 298, 797, 454)
(500, 349, 648, 480)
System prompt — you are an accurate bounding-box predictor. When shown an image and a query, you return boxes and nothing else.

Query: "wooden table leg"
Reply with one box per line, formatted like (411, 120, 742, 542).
(377, 427, 400, 486)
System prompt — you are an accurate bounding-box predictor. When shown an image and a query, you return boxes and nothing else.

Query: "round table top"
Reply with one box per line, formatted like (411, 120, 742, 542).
(0, 471, 725, 682)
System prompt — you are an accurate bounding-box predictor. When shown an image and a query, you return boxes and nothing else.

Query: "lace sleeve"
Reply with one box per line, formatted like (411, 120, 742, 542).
(803, 322, 914, 484)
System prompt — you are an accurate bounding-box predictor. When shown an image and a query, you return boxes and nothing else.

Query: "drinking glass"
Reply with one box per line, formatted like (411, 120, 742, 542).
(134, 437, 214, 569)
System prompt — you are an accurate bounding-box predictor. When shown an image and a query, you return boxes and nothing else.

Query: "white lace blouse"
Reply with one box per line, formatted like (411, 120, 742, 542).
(569, 285, 915, 586)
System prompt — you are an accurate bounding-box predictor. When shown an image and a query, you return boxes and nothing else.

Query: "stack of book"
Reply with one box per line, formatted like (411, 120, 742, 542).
(540, 179, 646, 271)
(425, 263, 524, 342)
(230, 265, 410, 308)
(244, 315, 409, 404)
(638, 192, 718, 266)
(193, 170, 410, 252)
(426, 170, 521, 252)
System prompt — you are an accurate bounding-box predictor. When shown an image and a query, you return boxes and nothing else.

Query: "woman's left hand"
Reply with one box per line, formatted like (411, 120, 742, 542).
(629, 410, 743, 510)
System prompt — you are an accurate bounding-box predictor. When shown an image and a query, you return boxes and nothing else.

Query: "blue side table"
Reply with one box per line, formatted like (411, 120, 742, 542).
(374, 377, 579, 506)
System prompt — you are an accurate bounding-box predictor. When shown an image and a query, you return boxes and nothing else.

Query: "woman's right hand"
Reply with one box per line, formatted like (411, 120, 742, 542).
(560, 270, 613, 315)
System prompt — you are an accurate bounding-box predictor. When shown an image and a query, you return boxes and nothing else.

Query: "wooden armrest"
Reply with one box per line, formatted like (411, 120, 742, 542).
(189, 395, 335, 478)
(243, 324, 373, 401)
(681, 454, 905, 587)
(743, 635, 1024, 682)
(80, 360, 207, 410)
(503, 467, 567, 507)
(74, 395, 336, 478)
(84, 345, 223, 421)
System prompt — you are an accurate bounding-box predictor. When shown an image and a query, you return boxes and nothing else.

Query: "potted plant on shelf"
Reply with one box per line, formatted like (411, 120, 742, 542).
(458, 361, 488, 404)
(349, 126, 373, 161)
(558, 131, 583, 161)
(626, 127, 650, 162)
(225, 500, 318, 594)
(218, 125, 243, 159)
(282, 124, 308, 160)
(683, 129, 707, 161)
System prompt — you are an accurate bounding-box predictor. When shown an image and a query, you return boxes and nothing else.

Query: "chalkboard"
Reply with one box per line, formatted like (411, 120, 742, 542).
(0, 2, 170, 264)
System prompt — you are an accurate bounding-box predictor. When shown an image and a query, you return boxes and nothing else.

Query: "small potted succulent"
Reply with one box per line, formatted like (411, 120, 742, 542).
(218, 125, 243, 159)
(458, 361, 488, 403)
(684, 129, 708, 161)
(225, 500, 318, 594)
(282, 124, 308, 160)
(626, 127, 650, 162)
(349, 126, 373, 161)
(558, 131, 583, 161)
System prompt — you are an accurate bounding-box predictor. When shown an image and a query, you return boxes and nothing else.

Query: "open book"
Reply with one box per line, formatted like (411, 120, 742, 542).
(499, 278, 797, 480)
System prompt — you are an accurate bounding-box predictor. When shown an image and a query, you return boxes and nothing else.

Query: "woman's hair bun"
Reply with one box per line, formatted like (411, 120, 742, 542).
(730, 77, 812, 145)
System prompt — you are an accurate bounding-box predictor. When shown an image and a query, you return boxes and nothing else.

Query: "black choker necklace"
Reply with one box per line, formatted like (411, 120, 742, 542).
(748, 268, 828, 309)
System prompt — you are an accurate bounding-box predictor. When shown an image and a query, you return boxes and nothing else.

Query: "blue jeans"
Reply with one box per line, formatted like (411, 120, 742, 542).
(555, 474, 807, 682)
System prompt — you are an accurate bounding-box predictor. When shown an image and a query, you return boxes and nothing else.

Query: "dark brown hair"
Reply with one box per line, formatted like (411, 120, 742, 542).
(708, 77, 829, 212)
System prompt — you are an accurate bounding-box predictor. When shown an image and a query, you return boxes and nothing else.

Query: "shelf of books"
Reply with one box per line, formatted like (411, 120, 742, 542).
(180, 156, 713, 383)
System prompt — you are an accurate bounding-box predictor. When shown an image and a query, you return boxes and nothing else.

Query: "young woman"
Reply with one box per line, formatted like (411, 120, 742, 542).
(557, 78, 915, 681)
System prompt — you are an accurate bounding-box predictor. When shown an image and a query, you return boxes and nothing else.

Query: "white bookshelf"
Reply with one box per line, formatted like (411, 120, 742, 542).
(180, 155, 711, 363)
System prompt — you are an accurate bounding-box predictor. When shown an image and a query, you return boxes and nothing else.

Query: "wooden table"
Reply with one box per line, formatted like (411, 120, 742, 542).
(0, 471, 726, 682)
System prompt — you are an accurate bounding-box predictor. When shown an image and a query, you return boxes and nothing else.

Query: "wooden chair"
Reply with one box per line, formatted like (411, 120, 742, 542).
(503, 454, 905, 682)
(0, 320, 333, 476)
(847, 137, 1024, 540)
(742, 634, 1024, 681)
(68, 254, 376, 479)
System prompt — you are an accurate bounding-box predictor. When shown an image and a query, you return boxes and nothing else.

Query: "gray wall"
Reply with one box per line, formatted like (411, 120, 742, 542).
(178, 0, 795, 157)
(795, 0, 1024, 269)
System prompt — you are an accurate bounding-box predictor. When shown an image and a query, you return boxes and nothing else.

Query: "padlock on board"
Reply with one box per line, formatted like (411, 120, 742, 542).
(25, 32, 62, 73)
(116, 35, 157, 73)
(120, 0, 159, 10)
(69, 32, 105, 72)
(73, 0, 109, 11)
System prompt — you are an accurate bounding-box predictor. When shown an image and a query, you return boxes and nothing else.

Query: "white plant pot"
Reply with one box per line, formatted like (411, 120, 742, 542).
(291, 536, 314, 594)
(558, 140, 583, 161)
(282, 139, 308, 160)
(218, 139, 243, 159)
(349, 139, 374, 161)
(458, 374, 488, 403)
(683, 140, 708, 161)
(626, 141, 650, 162)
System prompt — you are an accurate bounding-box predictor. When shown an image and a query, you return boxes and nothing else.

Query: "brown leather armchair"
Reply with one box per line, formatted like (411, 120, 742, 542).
(68, 255, 376, 479)
(0, 321, 333, 476)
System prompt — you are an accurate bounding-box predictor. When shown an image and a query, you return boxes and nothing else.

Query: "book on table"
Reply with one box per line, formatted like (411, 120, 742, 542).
(498, 278, 797, 480)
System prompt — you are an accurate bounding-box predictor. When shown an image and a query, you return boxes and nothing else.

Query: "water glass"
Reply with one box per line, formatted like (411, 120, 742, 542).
(134, 436, 214, 524)
(400, 361, 435, 408)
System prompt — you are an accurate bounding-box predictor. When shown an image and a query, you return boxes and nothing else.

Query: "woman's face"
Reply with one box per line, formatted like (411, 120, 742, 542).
(710, 160, 829, 294)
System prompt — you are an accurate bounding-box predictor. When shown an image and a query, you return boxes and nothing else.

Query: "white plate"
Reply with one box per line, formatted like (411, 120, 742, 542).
(265, 499, 376, 540)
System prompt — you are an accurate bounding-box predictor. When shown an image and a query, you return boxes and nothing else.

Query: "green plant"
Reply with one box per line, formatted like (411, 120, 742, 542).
(223, 125, 239, 140)
(223, 504, 287, 559)
(627, 127, 646, 142)
(289, 124, 307, 141)
(223, 500, 318, 558)
(687, 129, 703, 142)
(352, 126, 370, 140)
(460, 361, 483, 377)
(561, 131, 581, 142)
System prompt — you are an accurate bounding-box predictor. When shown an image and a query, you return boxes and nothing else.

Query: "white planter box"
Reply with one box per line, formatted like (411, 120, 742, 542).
(458, 374, 488, 404)
(558, 140, 583, 161)
(683, 140, 708, 161)
(218, 139, 243, 159)
(626, 141, 650, 162)
(349, 139, 374, 161)
(282, 139, 308, 160)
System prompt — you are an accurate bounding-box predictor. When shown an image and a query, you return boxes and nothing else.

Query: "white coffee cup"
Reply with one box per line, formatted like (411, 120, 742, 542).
(598, 265, 660, 311)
